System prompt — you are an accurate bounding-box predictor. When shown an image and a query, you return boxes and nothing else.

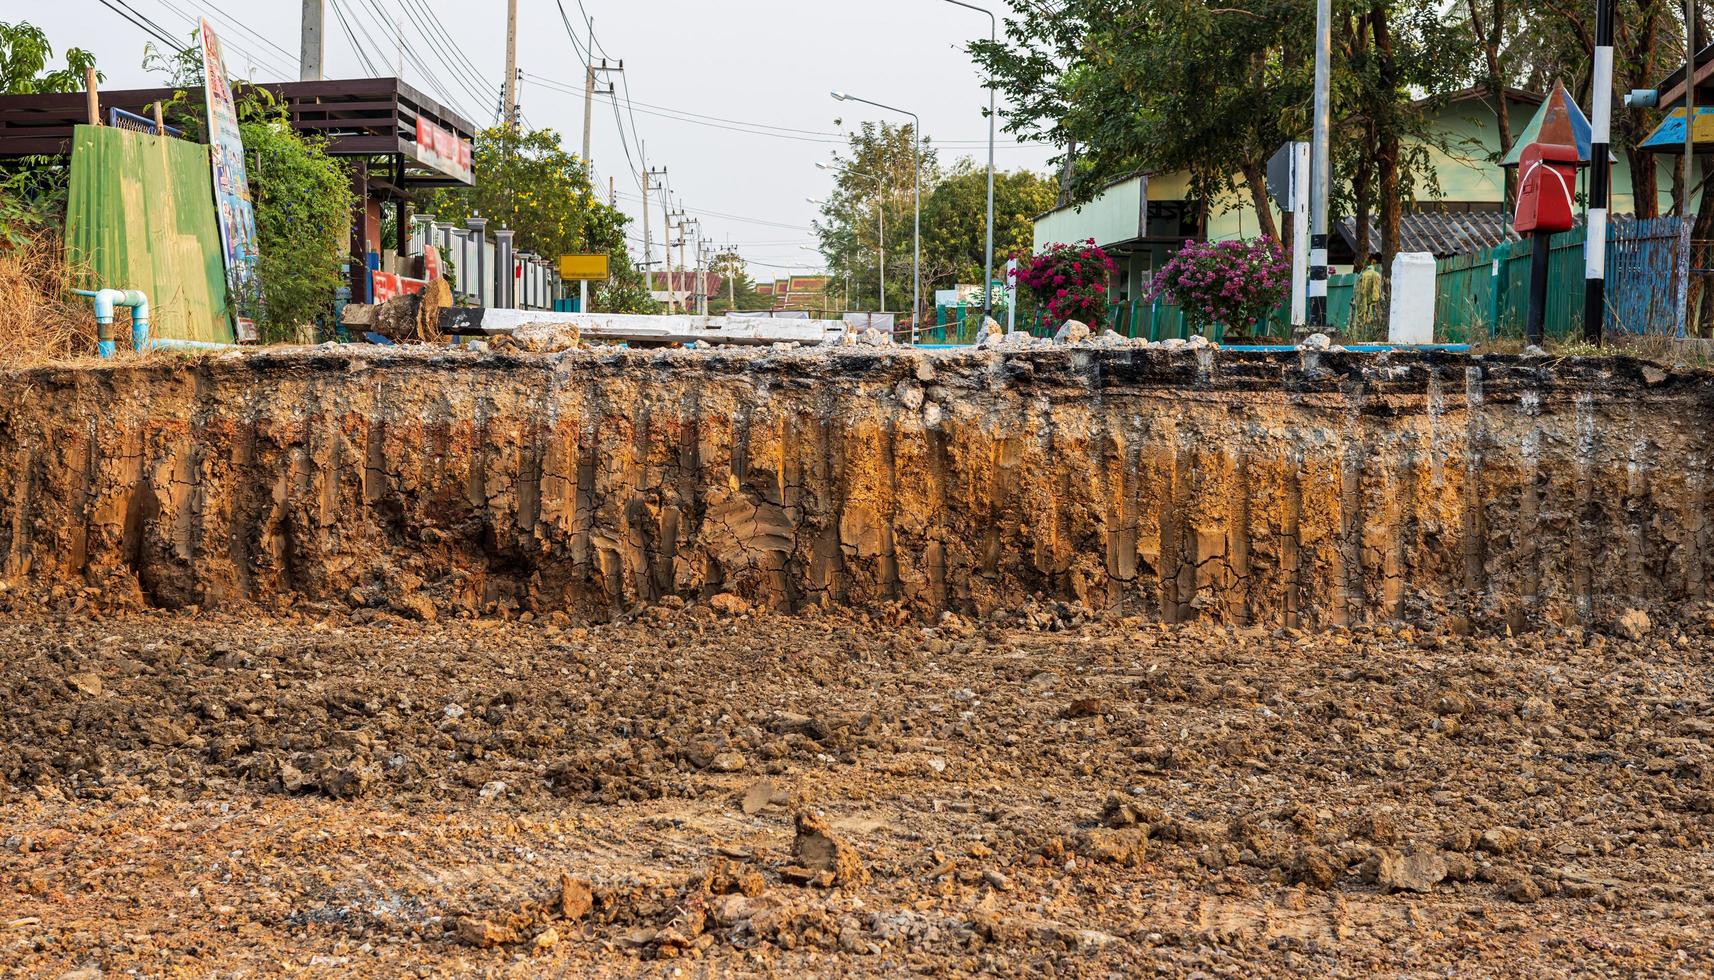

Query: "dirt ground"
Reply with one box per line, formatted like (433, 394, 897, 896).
(3, 594, 1714, 977)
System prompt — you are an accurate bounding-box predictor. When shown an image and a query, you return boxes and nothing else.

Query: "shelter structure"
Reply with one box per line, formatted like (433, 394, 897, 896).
(0, 77, 476, 304)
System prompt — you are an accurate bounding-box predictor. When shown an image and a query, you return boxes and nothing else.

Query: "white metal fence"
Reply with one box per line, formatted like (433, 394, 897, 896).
(410, 219, 564, 310)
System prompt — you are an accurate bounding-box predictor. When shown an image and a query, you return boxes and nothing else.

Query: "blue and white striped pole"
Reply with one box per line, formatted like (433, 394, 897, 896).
(1583, 0, 1614, 345)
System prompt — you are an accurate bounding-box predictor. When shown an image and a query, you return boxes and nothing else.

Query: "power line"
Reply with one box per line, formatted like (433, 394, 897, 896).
(522, 72, 1045, 148)
(93, 0, 179, 50)
(351, 0, 477, 118)
(197, 0, 300, 64)
(143, 0, 296, 80)
(614, 191, 812, 232)
(403, 0, 498, 115)
(327, 0, 378, 75)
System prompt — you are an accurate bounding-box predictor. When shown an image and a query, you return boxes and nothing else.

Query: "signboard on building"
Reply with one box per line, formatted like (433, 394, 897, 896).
(199, 19, 259, 342)
(558, 253, 610, 281)
(413, 117, 474, 184)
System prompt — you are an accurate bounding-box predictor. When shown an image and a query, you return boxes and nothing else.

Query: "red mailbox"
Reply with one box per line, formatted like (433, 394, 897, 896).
(1513, 142, 1580, 234)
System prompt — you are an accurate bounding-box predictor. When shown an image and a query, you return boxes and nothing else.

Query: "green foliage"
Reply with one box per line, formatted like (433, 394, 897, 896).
(237, 96, 355, 341)
(0, 21, 99, 242)
(1149, 238, 1290, 336)
(706, 250, 768, 315)
(0, 20, 97, 95)
(431, 126, 655, 314)
(430, 126, 595, 260)
(812, 122, 940, 312)
(1017, 240, 1115, 328)
(973, 0, 1476, 264)
(921, 160, 1057, 292)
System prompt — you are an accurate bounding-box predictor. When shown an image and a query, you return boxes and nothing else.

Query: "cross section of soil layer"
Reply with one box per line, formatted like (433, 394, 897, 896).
(1, 604, 1711, 975)
(2, 345, 1708, 627)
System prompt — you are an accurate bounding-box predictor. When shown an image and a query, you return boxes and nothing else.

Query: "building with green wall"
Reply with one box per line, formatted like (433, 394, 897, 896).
(1034, 88, 1682, 307)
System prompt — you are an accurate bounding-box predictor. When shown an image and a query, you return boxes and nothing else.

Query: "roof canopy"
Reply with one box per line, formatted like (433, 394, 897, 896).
(1500, 81, 1592, 167)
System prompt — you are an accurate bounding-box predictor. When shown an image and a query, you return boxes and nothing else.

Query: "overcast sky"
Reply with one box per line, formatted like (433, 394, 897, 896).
(36, 0, 1054, 274)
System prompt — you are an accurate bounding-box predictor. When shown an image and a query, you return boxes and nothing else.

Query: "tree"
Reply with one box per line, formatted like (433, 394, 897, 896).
(0, 20, 96, 95)
(975, 1, 1469, 279)
(971, 0, 1311, 240)
(430, 126, 599, 260)
(921, 160, 1057, 294)
(705, 251, 768, 314)
(812, 121, 940, 313)
(0, 21, 99, 240)
(429, 125, 657, 314)
(580, 196, 657, 314)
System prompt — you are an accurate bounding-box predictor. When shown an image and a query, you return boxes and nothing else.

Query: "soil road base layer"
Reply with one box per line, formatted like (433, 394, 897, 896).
(2, 599, 1712, 976)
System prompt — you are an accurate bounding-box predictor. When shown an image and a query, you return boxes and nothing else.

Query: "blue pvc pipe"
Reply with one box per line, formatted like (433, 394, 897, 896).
(72, 287, 152, 357)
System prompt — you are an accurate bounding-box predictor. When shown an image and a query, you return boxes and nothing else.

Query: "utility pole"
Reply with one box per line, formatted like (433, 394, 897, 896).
(665, 201, 680, 312)
(582, 20, 596, 160)
(1308, 0, 1331, 328)
(644, 166, 667, 306)
(642, 168, 652, 287)
(503, 0, 519, 129)
(299, 0, 323, 81)
(1584, 0, 1614, 345)
(1680, 0, 1696, 338)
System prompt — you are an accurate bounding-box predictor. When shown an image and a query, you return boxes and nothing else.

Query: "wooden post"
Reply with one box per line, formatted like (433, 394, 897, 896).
(85, 67, 100, 126)
(152, 102, 166, 134)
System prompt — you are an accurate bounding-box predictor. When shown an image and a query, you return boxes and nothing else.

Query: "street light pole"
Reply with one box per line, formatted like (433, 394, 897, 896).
(832, 91, 921, 343)
(942, 0, 997, 321)
(817, 161, 887, 312)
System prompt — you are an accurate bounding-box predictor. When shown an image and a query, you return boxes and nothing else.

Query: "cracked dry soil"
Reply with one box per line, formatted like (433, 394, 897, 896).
(3, 598, 1713, 977)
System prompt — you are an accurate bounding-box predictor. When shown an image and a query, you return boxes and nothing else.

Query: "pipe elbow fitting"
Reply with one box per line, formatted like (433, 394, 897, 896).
(120, 289, 150, 321)
(91, 288, 126, 324)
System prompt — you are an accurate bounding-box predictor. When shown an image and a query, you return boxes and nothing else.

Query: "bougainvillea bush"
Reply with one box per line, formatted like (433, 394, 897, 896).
(1017, 239, 1115, 329)
(1148, 237, 1290, 337)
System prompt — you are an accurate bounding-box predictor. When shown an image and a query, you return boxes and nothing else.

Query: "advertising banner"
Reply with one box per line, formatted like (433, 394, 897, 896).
(199, 19, 260, 342)
(413, 117, 475, 184)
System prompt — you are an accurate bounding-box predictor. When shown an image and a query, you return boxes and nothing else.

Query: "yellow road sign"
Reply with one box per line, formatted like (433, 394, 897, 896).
(559, 253, 611, 281)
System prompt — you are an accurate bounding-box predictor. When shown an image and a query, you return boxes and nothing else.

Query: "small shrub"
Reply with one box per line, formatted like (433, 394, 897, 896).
(1149, 238, 1290, 337)
(239, 96, 355, 342)
(1017, 239, 1114, 329)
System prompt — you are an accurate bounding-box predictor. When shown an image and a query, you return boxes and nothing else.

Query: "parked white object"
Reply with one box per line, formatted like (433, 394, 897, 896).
(1388, 251, 1437, 344)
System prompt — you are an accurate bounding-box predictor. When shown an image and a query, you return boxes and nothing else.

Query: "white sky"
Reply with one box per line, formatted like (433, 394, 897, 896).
(37, 0, 1055, 274)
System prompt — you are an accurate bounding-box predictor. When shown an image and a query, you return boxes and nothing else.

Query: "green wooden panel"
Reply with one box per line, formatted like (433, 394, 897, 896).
(64, 124, 234, 344)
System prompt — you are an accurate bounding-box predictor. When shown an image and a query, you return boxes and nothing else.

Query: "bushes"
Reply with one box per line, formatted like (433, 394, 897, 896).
(1017, 239, 1114, 328)
(238, 98, 355, 342)
(1148, 238, 1290, 337)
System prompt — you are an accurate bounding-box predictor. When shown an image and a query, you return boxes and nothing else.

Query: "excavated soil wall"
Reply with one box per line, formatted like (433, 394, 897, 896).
(1, 346, 1709, 627)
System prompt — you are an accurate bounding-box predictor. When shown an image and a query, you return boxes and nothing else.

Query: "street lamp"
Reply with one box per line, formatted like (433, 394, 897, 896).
(941, 0, 996, 322)
(831, 90, 921, 343)
(817, 161, 887, 313)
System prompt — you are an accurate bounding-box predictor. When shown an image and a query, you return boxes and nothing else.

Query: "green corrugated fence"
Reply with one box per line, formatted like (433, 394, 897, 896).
(64, 123, 234, 344)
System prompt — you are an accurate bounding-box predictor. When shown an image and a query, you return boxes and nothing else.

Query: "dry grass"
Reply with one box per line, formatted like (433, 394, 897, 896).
(0, 230, 101, 367)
